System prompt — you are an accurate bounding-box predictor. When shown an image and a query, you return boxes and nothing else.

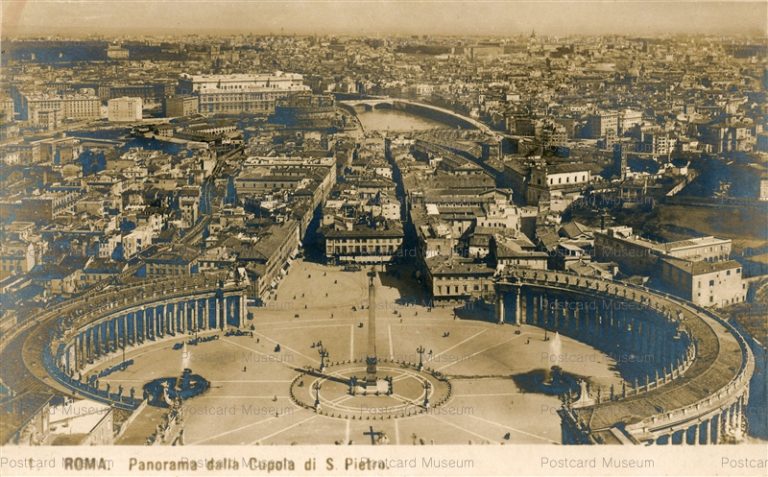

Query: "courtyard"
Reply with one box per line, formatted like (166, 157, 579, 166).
(95, 259, 623, 445)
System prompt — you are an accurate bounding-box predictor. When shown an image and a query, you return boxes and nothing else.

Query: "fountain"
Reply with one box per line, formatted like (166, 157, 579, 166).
(513, 331, 578, 396)
(545, 332, 563, 385)
(181, 342, 190, 372)
(176, 342, 192, 393)
(143, 340, 209, 408)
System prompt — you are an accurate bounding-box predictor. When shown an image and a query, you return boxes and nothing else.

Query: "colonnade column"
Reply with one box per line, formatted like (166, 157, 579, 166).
(122, 314, 128, 349)
(96, 325, 103, 357)
(83, 331, 89, 368)
(512, 288, 521, 326)
(99, 323, 106, 355)
(178, 302, 185, 333)
(496, 293, 505, 325)
(148, 308, 154, 340)
(82, 331, 89, 368)
(132, 312, 138, 344)
(553, 295, 559, 328)
(218, 297, 225, 329)
(90, 327, 96, 360)
(76, 333, 84, 370)
(525, 293, 534, 325)
(112, 317, 118, 353)
(94, 323, 107, 356)
(93, 326, 101, 358)
(205, 299, 210, 330)
(239, 295, 246, 328)
(572, 306, 580, 335)
(153, 306, 159, 339)
(105, 321, 112, 353)
(107, 319, 113, 353)
(202, 299, 207, 329)
(142, 307, 148, 342)
(91, 325, 98, 358)
(157, 305, 164, 338)
(112, 317, 119, 351)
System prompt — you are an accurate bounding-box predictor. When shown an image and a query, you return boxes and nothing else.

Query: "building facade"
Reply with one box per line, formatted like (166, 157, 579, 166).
(107, 97, 143, 122)
(425, 257, 495, 302)
(22, 92, 101, 123)
(660, 258, 746, 308)
(165, 95, 199, 117)
(595, 227, 732, 276)
(526, 164, 592, 205)
(178, 72, 310, 115)
(587, 110, 618, 138)
(324, 224, 404, 264)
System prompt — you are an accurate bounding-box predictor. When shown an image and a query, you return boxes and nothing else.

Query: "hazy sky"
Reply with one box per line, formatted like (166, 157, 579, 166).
(2, 1, 766, 38)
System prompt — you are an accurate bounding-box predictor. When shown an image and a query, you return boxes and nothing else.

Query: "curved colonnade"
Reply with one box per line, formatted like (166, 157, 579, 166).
(20, 273, 249, 411)
(5, 267, 754, 445)
(496, 269, 754, 445)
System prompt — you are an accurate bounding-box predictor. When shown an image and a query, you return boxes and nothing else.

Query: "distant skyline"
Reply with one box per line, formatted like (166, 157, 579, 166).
(2, 1, 766, 38)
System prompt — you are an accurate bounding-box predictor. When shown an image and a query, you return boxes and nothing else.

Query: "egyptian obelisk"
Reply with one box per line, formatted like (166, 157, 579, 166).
(365, 269, 378, 385)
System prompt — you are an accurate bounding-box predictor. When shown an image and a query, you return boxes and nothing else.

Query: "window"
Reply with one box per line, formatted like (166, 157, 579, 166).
(709, 280, 715, 287)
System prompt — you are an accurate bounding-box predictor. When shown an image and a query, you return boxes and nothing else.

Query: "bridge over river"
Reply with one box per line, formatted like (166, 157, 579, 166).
(337, 96, 492, 134)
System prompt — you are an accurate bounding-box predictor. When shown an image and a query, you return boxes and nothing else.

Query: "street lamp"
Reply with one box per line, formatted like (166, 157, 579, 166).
(313, 382, 322, 411)
(416, 345, 425, 371)
(318, 346, 329, 373)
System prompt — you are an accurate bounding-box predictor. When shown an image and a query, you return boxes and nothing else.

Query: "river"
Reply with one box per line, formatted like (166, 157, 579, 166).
(354, 109, 446, 133)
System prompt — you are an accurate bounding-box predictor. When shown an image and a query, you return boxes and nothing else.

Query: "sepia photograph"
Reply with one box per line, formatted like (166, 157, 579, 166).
(0, 0, 766, 475)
